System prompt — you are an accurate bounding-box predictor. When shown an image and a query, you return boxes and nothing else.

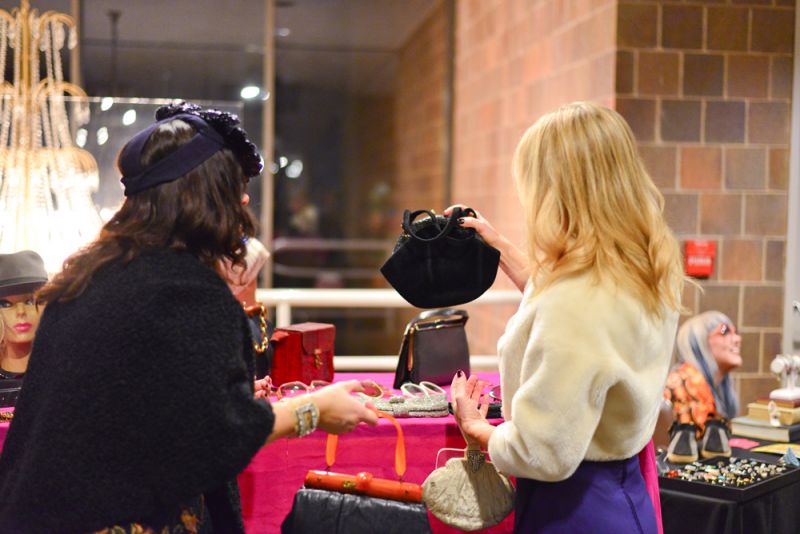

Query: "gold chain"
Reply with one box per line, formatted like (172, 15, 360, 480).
(252, 303, 269, 353)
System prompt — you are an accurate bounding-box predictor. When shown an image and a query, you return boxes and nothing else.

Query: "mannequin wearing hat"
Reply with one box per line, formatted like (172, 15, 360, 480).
(0, 251, 48, 379)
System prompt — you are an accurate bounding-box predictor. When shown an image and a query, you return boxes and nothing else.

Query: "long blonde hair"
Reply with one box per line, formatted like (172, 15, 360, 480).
(513, 101, 683, 316)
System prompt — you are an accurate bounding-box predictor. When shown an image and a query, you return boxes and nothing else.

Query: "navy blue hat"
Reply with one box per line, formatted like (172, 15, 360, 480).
(119, 102, 263, 196)
(0, 251, 48, 298)
(119, 114, 225, 196)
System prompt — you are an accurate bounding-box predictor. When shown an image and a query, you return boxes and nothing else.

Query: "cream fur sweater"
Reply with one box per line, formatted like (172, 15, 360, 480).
(487, 273, 678, 482)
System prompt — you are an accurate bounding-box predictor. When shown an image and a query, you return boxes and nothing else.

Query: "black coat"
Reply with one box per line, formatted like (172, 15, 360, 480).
(0, 250, 274, 533)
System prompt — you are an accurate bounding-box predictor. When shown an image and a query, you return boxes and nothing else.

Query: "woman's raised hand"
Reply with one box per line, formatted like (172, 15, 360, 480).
(444, 204, 530, 292)
(310, 380, 379, 434)
(444, 205, 503, 250)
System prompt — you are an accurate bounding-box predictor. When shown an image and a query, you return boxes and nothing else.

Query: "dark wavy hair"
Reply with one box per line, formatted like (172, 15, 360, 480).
(38, 119, 257, 303)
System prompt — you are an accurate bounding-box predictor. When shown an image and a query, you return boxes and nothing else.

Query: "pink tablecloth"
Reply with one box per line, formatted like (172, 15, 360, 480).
(0, 374, 661, 533)
(239, 371, 512, 534)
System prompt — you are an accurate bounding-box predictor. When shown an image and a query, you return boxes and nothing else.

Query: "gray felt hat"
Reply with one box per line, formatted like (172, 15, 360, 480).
(0, 251, 48, 298)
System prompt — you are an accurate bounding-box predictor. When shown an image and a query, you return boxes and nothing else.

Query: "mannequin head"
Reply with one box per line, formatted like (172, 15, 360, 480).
(675, 310, 741, 419)
(707, 321, 743, 376)
(0, 293, 42, 347)
(0, 251, 47, 374)
(676, 310, 742, 380)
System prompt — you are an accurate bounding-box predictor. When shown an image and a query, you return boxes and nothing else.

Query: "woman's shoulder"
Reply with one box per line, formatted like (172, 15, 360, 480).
(534, 272, 677, 335)
(74, 250, 237, 322)
(101, 250, 226, 292)
(534, 273, 624, 315)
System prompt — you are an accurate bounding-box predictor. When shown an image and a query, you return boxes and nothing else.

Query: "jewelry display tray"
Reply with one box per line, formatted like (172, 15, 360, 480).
(659, 457, 800, 502)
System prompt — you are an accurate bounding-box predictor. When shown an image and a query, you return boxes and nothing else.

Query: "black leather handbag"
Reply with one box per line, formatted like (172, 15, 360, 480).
(393, 309, 470, 389)
(380, 207, 500, 309)
(281, 410, 432, 534)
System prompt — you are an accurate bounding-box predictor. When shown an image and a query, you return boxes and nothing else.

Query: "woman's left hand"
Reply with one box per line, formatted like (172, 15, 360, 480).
(451, 371, 494, 449)
(254, 378, 270, 400)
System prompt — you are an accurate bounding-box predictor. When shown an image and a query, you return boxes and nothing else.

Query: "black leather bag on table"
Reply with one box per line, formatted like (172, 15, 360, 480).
(281, 409, 432, 534)
(380, 207, 500, 309)
(281, 488, 431, 534)
(393, 309, 470, 389)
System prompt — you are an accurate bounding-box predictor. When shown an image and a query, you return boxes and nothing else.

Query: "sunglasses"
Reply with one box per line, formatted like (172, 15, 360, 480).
(360, 379, 390, 398)
(718, 323, 735, 336)
(261, 377, 332, 400)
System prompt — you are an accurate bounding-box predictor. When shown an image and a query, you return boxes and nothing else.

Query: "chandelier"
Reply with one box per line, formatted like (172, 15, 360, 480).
(0, 0, 101, 272)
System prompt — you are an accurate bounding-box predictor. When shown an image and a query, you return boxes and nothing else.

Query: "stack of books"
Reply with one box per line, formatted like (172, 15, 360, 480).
(731, 397, 800, 442)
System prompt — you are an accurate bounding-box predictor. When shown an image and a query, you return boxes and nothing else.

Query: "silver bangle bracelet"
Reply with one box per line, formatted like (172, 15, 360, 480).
(293, 399, 320, 437)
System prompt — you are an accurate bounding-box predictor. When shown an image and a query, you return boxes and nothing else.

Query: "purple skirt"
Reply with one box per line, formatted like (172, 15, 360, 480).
(514, 455, 657, 534)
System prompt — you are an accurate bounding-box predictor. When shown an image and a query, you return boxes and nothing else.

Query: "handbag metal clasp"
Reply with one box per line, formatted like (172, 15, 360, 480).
(313, 348, 322, 368)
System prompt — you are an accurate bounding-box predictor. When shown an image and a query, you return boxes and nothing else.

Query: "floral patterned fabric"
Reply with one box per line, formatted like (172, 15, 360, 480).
(663, 362, 717, 433)
(91, 497, 209, 534)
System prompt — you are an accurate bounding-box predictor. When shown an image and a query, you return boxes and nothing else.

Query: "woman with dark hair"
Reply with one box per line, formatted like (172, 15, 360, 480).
(0, 103, 377, 533)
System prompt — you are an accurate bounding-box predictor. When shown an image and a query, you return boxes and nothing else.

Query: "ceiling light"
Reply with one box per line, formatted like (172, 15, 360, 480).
(75, 128, 88, 148)
(122, 109, 136, 126)
(240, 85, 261, 100)
(96, 127, 109, 146)
(100, 97, 113, 111)
(279, 156, 288, 168)
(286, 159, 303, 179)
(276, 27, 291, 37)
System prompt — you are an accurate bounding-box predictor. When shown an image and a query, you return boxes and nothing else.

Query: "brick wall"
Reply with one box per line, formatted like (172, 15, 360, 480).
(615, 0, 795, 407)
(451, 0, 618, 354)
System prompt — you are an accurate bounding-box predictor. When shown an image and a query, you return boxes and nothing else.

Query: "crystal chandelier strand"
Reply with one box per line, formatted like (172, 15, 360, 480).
(0, 0, 101, 271)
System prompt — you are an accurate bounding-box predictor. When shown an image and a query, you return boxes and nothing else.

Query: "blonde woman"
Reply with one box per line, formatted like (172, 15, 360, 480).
(449, 102, 684, 533)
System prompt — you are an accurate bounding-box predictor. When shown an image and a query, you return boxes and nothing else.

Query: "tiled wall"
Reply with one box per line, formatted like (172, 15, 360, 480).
(451, 0, 617, 354)
(616, 0, 795, 405)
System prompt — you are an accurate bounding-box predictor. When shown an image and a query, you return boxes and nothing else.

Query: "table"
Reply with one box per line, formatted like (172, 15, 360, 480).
(660, 444, 800, 534)
(238, 371, 513, 534)
(10, 372, 752, 533)
(0, 373, 511, 533)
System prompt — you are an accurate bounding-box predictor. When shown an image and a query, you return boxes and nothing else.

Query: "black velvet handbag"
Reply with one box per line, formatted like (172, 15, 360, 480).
(380, 207, 500, 309)
(393, 309, 470, 389)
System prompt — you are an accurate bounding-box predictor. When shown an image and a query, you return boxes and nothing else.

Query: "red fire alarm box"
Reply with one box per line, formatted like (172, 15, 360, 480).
(685, 240, 716, 278)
